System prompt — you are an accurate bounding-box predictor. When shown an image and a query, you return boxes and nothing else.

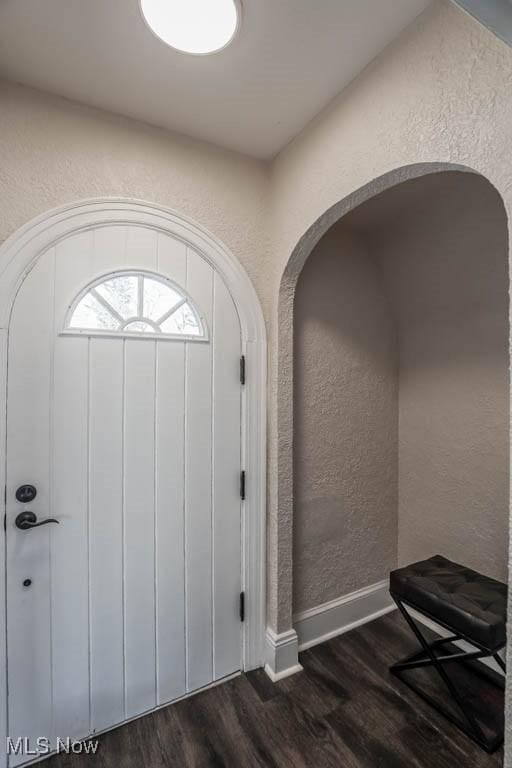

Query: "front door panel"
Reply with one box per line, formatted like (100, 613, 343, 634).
(5, 226, 242, 764)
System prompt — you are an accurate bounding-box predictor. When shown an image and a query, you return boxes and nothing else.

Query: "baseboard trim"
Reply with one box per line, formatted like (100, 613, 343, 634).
(264, 627, 303, 681)
(410, 608, 505, 677)
(294, 580, 395, 651)
(276, 578, 504, 679)
(263, 662, 304, 682)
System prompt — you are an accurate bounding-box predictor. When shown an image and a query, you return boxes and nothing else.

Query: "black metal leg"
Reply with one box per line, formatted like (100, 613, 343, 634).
(390, 596, 504, 753)
(494, 652, 507, 675)
(392, 646, 488, 672)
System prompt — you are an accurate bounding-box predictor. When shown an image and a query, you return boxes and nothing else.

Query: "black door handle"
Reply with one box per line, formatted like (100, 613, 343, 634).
(15, 511, 59, 531)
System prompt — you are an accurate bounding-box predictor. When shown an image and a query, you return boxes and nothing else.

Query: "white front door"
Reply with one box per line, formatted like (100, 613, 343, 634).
(5, 225, 242, 765)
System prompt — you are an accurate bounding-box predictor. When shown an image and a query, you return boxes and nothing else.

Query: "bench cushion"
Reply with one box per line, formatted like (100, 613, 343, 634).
(390, 555, 507, 652)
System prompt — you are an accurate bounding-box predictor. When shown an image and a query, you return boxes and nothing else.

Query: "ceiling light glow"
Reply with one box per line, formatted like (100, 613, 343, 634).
(140, 0, 239, 55)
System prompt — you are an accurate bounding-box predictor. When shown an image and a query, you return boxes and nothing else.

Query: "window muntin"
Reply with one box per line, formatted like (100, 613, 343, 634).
(64, 270, 207, 340)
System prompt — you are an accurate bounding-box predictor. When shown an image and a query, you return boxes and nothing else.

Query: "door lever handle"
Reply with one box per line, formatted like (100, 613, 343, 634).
(15, 511, 59, 531)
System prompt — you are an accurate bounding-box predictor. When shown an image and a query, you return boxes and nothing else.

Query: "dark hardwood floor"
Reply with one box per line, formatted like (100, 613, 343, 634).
(48, 612, 503, 768)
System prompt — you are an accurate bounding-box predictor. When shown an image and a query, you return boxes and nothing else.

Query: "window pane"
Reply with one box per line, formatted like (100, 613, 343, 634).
(70, 292, 120, 330)
(96, 275, 138, 319)
(143, 277, 181, 321)
(66, 271, 206, 339)
(160, 302, 201, 335)
(123, 320, 156, 333)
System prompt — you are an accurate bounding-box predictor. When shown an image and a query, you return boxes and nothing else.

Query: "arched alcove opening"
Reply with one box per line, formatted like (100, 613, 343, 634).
(293, 170, 509, 620)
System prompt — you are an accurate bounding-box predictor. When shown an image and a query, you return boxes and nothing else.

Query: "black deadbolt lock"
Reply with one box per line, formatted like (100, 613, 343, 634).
(23, 579, 32, 588)
(15, 485, 37, 503)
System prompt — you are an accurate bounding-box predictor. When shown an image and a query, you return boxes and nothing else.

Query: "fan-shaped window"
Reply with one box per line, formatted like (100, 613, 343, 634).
(63, 271, 207, 340)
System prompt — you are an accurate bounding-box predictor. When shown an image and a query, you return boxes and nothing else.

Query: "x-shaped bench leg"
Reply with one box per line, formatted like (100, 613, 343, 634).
(390, 595, 503, 753)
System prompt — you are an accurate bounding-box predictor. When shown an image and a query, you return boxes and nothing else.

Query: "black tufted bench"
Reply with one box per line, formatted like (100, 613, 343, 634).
(389, 555, 507, 753)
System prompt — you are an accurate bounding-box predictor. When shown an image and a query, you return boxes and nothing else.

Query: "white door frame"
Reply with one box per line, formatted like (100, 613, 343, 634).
(0, 198, 267, 765)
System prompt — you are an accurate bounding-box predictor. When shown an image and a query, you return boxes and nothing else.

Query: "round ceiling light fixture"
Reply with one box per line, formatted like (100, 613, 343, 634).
(140, 0, 239, 55)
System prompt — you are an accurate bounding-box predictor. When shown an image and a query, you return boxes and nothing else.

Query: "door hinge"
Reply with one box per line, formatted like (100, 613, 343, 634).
(240, 470, 246, 501)
(240, 591, 245, 622)
(240, 355, 246, 386)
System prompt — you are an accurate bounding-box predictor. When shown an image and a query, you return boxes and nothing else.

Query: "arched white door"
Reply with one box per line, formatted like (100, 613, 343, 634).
(5, 224, 243, 764)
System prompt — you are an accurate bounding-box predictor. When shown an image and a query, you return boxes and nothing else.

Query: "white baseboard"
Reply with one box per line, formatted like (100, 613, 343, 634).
(269, 579, 504, 681)
(264, 627, 303, 681)
(294, 580, 395, 651)
(410, 608, 505, 676)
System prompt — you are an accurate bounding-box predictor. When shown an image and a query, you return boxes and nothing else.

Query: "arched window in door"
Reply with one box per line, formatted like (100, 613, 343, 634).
(63, 270, 208, 340)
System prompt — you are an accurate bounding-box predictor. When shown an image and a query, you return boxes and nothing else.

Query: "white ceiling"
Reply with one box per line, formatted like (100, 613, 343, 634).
(0, 0, 430, 159)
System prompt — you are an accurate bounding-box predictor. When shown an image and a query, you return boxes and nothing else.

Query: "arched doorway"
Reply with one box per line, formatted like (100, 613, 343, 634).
(0, 199, 267, 765)
(268, 164, 509, 693)
(293, 170, 509, 617)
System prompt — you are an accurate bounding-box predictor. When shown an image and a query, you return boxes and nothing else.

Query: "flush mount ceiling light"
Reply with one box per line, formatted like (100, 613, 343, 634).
(140, 0, 239, 55)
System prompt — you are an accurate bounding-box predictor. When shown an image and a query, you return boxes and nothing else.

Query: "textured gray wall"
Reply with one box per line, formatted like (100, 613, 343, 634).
(269, 0, 512, 645)
(374, 173, 510, 581)
(293, 227, 398, 614)
(294, 172, 509, 614)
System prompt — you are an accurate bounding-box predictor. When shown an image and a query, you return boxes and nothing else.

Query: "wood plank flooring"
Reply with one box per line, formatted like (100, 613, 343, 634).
(47, 612, 503, 768)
